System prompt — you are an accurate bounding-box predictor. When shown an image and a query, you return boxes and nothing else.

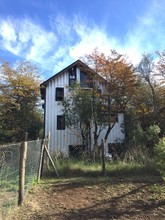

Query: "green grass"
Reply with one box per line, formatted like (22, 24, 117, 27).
(45, 158, 163, 183)
(0, 173, 38, 216)
(0, 179, 18, 191)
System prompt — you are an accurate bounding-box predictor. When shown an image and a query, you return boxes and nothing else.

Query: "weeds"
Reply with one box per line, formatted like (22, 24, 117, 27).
(46, 157, 161, 183)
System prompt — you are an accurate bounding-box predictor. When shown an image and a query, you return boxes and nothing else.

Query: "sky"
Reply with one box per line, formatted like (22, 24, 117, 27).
(0, 0, 165, 80)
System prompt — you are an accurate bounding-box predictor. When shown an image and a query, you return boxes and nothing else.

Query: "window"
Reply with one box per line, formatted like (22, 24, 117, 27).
(57, 115, 65, 130)
(56, 87, 64, 101)
(110, 113, 118, 123)
(69, 67, 76, 85)
(80, 71, 92, 87)
(99, 112, 118, 125)
(80, 71, 87, 86)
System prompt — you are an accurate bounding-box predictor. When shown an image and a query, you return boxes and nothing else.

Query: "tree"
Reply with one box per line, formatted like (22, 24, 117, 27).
(157, 50, 165, 80)
(83, 49, 136, 143)
(62, 49, 137, 154)
(63, 83, 92, 152)
(135, 54, 165, 136)
(0, 60, 43, 143)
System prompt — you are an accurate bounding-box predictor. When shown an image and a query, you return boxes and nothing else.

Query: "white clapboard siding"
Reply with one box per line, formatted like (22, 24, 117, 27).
(45, 69, 82, 155)
(43, 64, 125, 156)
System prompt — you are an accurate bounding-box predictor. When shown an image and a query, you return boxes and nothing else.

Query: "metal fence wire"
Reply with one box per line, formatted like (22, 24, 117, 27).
(0, 143, 20, 216)
(25, 140, 42, 193)
(0, 139, 42, 217)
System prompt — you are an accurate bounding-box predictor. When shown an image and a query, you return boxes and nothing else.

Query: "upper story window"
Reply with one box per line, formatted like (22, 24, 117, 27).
(56, 87, 64, 101)
(69, 67, 76, 85)
(80, 71, 93, 88)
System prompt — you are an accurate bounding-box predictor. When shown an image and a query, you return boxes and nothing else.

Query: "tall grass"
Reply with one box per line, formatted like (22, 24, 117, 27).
(45, 155, 159, 182)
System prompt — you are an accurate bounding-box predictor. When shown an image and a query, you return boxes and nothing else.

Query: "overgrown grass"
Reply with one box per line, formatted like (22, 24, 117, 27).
(45, 157, 163, 183)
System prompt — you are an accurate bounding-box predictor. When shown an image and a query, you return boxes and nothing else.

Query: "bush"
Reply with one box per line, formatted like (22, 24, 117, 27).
(154, 137, 165, 172)
(123, 146, 153, 165)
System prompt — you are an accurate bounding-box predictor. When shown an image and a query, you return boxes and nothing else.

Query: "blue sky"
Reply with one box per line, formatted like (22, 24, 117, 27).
(0, 0, 165, 79)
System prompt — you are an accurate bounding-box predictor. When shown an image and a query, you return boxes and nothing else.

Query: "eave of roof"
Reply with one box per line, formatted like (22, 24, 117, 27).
(40, 59, 95, 87)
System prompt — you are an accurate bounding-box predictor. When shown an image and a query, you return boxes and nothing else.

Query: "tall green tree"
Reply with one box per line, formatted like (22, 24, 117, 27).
(0, 60, 43, 143)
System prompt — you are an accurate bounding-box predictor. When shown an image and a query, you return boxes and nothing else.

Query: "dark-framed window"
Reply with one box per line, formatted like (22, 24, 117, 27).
(69, 67, 76, 85)
(80, 71, 93, 87)
(57, 115, 65, 130)
(98, 112, 118, 125)
(56, 87, 64, 101)
(110, 113, 118, 123)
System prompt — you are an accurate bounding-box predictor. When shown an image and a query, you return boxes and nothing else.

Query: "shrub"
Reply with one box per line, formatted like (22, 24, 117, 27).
(154, 137, 165, 172)
(123, 146, 152, 165)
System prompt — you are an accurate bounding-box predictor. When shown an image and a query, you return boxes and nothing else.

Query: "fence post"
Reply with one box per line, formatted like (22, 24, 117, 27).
(101, 139, 106, 176)
(18, 141, 27, 205)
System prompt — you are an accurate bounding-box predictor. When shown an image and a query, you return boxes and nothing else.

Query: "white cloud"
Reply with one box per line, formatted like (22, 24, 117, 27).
(54, 14, 72, 38)
(0, 19, 19, 55)
(69, 21, 117, 59)
(0, 19, 17, 42)
(0, 17, 58, 68)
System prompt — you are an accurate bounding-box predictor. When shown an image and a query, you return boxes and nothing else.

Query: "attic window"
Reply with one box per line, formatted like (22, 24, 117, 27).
(56, 87, 64, 101)
(57, 115, 65, 130)
(69, 67, 76, 85)
(80, 71, 92, 87)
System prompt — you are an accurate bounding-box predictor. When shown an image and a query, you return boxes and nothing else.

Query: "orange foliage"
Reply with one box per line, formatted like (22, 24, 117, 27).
(83, 49, 137, 110)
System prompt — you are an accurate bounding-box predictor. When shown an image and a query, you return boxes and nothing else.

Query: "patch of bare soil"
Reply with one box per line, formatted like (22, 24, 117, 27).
(8, 177, 165, 220)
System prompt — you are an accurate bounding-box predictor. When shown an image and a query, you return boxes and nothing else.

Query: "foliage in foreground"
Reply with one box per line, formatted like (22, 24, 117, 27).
(154, 137, 165, 173)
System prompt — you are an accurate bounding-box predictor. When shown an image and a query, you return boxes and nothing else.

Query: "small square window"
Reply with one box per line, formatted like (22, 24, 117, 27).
(110, 113, 118, 123)
(57, 115, 65, 130)
(56, 88, 64, 101)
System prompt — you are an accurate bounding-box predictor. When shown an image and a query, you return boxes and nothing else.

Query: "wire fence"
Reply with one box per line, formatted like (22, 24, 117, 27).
(25, 140, 42, 193)
(0, 139, 42, 218)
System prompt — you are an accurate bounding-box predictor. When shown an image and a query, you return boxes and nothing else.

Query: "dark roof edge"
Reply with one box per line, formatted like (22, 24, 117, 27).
(40, 59, 92, 87)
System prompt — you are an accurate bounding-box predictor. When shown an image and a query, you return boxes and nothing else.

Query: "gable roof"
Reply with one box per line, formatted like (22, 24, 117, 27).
(40, 59, 95, 87)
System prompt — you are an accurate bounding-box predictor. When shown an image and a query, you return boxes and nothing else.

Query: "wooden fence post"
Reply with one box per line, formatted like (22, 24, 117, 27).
(18, 141, 27, 205)
(101, 139, 106, 176)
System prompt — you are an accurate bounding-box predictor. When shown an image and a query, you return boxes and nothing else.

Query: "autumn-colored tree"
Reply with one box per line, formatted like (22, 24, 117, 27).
(62, 49, 137, 155)
(83, 49, 137, 143)
(0, 60, 43, 143)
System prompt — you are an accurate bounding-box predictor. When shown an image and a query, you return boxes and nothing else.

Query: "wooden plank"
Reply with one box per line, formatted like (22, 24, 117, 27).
(44, 145, 59, 178)
(46, 132, 50, 168)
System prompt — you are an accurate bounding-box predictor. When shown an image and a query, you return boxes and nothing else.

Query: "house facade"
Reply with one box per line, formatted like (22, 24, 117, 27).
(40, 60, 125, 156)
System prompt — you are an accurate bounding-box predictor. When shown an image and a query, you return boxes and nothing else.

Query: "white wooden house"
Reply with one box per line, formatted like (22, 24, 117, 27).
(40, 60, 125, 156)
